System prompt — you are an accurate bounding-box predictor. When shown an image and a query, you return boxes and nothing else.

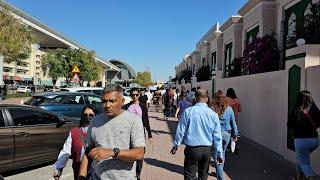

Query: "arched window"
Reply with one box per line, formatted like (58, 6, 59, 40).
(287, 12, 296, 42)
(304, 3, 312, 16)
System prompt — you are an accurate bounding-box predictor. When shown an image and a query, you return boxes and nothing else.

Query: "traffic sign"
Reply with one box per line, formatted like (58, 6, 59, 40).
(72, 66, 80, 73)
(72, 73, 80, 82)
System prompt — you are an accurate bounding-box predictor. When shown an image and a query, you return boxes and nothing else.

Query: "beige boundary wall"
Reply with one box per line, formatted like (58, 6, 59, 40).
(176, 80, 213, 99)
(216, 68, 320, 174)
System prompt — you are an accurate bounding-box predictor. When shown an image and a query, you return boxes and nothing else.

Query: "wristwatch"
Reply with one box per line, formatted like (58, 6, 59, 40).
(113, 148, 120, 158)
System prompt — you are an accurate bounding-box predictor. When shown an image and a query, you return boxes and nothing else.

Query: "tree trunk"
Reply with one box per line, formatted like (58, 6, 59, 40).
(52, 79, 57, 89)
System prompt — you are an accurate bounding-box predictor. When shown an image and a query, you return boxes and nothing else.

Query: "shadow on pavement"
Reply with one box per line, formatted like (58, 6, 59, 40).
(152, 114, 179, 140)
(222, 137, 296, 180)
(151, 129, 172, 135)
(2, 161, 55, 177)
(144, 158, 184, 175)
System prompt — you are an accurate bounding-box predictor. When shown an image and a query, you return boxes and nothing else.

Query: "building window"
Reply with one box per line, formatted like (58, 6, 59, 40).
(224, 42, 233, 77)
(246, 26, 259, 46)
(192, 64, 195, 74)
(304, 3, 312, 16)
(284, 0, 313, 49)
(4, 68, 12, 73)
(202, 57, 207, 67)
(211, 51, 217, 71)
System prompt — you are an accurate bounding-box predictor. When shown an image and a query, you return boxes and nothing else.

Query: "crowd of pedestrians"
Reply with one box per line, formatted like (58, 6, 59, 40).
(50, 84, 319, 180)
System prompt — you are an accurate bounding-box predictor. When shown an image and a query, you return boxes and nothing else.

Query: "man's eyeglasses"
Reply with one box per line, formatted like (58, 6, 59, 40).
(131, 94, 140, 97)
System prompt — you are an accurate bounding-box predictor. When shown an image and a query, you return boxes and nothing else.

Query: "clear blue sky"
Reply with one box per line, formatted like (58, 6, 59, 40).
(8, 0, 247, 82)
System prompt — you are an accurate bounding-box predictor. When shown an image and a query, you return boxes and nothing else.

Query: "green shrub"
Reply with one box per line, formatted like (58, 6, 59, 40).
(6, 93, 31, 99)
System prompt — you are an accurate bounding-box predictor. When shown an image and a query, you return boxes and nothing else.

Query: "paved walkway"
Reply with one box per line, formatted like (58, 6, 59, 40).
(0, 97, 30, 104)
(141, 106, 296, 180)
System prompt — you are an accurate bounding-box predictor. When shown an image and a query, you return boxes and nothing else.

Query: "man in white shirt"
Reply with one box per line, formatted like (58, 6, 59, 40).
(145, 89, 153, 109)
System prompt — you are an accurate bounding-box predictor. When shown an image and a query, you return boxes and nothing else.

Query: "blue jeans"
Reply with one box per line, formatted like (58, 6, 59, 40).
(213, 131, 231, 180)
(294, 137, 319, 177)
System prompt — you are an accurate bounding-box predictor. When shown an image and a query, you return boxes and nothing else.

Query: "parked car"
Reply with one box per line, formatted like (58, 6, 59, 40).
(24, 92, 103, 118)
(60, 87, 132, 104)
(60, 87, 103, 95)
(0, 104, 78, 175)
(16, 86, 32, 93)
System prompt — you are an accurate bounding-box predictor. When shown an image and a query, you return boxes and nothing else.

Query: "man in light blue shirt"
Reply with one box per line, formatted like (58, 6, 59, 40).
(170, 89, 223, 180)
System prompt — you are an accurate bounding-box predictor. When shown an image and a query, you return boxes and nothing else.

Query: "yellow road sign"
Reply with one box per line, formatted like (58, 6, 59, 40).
(72, 66, 80, 73)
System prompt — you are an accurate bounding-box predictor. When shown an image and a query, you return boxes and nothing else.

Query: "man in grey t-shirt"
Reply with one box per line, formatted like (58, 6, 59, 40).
(79, 85, 146, 180)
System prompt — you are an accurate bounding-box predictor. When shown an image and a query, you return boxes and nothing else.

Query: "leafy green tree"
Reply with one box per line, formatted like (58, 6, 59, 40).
(41, 48, 69, 86)
(135, 71, 152, 87)
(78, 51, 102, 86)
(0, 7, 35, 63)
(41, 48, 101, 86)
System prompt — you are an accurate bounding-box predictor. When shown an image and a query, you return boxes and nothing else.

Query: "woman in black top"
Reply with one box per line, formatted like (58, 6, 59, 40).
(288, 91, 319, 180)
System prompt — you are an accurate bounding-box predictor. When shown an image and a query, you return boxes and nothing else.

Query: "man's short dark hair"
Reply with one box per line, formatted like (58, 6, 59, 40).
(195, 89, 208, 99)
(130, 87, 139, 94)
(102, 84, 123, 96)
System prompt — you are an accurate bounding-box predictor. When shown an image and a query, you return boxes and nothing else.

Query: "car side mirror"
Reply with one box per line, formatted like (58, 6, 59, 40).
(56, 121, 66, 128)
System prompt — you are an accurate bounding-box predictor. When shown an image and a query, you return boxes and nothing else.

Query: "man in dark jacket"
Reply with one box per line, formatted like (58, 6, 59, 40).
(123, 88, 153, 180)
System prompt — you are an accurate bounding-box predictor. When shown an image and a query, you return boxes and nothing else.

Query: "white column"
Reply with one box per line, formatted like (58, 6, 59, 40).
(102, 70, 106, 87)
(0, 56, 3, 86)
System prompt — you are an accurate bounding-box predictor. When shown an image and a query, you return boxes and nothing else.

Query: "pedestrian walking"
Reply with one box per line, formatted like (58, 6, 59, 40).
(173, 88, 178, 109)
(287, 91, 320, 180)
(174, 92, 191, 120)
(163, 88, 174, 119)
(170, 89, 224, 180)
(145, 88, 153, 109)
(53, 105, 97, 180)
(78, 85, 146, 180)
(123, 88, 154, 180)
(225, 88, 241, 153)
(211, 92, 239, 180)
(225, 88, 241, 125)
(186, 87, 196, 104)
(153, 88, 162, 112)
(139, 88, 148, 107)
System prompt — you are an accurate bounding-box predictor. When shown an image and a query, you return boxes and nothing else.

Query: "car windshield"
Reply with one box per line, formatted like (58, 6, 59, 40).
(45, 95, 65, 103)
(24, 96, 48, 106)
(45, 95, 84, 104)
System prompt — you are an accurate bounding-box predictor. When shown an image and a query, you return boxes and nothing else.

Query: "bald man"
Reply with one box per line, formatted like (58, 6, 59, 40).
(170, 89, 223, 180)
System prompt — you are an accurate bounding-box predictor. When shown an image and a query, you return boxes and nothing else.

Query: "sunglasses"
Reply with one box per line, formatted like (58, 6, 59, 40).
(131, 94, 140, 97)
(81, 113, 95, 117)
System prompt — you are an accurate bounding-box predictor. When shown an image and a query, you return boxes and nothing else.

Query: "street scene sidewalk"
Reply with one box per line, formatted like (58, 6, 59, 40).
(141, 106, 296, 180)
(4, 105, 296, 180)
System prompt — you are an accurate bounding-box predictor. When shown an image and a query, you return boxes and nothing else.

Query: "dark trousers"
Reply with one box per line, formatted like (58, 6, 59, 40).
(184, 146, 211, 180)
(72, 164, 80, 180)
(136, 159, 143, 177)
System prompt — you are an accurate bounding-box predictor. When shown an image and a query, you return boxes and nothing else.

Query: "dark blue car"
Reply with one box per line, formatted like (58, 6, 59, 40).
(24, 92, 103, 118)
